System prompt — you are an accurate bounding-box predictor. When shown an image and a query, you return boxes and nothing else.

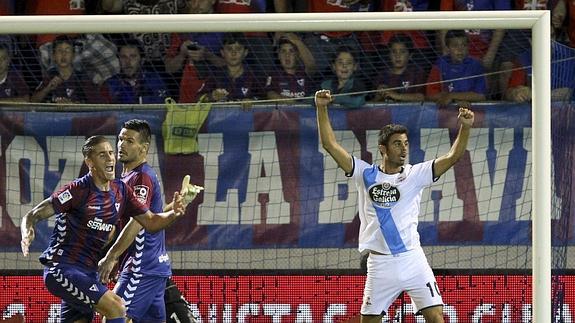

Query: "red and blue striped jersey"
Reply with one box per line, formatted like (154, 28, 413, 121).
(39, 174, 148, 271)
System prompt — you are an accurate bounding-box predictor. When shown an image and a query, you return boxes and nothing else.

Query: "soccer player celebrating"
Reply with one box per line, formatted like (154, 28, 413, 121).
(20, 135, 194, 323)
(314, 90, 474, 323)
(97, 119, 202, 323)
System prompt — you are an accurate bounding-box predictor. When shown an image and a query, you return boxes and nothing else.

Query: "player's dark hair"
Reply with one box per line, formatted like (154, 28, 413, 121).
(123, 119, 151, 144)
(378, 124, 408, 147)
(82, 135, 109, 158)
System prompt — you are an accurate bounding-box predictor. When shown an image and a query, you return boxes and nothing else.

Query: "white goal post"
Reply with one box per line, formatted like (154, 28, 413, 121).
(0, 10, 551, 321)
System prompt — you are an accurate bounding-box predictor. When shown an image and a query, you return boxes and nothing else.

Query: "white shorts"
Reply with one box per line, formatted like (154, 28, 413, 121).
(360, 246, 443, 316)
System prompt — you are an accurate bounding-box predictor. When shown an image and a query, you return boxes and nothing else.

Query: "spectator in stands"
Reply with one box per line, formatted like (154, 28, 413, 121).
(373, 34, 425, 103)
(213, 0, 276, 72)
(101, 0, 188, 63)
(265, 33, 316, 105)
(101, 0, 189, 97)
(202, 33, 264, 104)
(439, 0, 510, 70)
(101, 39, 168, 104)
(504, 39, 575, 102)
(31, 36, 95, 104)
(438, 0, 510, 98)
(320, 46, 367, 108)
(34, 34, 120, 87)
(359, 0, 435, 84)
(25, 0, 87, 48)
(426, 30, 487, 106)
(498, 0, 563, 94)
(165, 0, 225, 103)
(303, 1, 370, 75)
(0, 44, 30, 102)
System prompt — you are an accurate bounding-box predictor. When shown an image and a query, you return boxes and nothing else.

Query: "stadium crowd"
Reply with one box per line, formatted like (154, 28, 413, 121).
(0, 0, 574, 107)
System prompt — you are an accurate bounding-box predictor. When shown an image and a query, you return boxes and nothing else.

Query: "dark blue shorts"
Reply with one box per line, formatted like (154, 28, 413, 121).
(114, 273, 167, 322)
(43, 264, 108, 322)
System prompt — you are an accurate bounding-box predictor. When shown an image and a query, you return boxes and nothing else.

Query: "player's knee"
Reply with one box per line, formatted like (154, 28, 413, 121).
(97, 292, 126, 318)
(421, 305, 444, 323)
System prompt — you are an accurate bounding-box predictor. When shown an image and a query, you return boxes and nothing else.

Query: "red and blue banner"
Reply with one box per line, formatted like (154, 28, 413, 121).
(0, 103, 572, 250)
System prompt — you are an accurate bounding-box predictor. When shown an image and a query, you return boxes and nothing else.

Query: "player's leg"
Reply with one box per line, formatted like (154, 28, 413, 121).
(419, 305, 444, 323)
(115, 273, 168, 322)
(43, 265, 125, 322)
(360, 252, 402, 322)
(94, 290, 127, 320)
(404, 247, 444, 323)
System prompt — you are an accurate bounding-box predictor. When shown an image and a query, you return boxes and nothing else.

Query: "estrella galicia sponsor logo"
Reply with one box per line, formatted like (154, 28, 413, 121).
(87, 217, 114, 232)
(368, 182, 400, 208)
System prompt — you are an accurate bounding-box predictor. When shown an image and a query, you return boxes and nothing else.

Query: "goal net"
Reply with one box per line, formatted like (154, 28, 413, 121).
(0, 10, 569, 322)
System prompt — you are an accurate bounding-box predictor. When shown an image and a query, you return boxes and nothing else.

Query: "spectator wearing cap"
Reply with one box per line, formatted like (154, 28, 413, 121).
(101, 39, 168, 104)
(265, 33, 316, 105)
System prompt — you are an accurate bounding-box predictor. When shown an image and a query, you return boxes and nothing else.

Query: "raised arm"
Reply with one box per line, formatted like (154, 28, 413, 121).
(21, 198, 55, 257)
(98, 218, 142, 283)
(433, 105, 475, 177)
(315, 90, 353, 174)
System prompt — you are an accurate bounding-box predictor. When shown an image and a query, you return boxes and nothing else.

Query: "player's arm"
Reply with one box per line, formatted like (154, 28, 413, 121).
(98, 218, 142, 283)
(315, 90, 353, 174)
(21, 198, 55, 257)
(433, 105, 475, 177)
(133, 191, 189, 233)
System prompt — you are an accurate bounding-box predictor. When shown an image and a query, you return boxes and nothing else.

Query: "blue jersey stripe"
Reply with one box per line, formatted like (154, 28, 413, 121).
(363, 166, 407, 255)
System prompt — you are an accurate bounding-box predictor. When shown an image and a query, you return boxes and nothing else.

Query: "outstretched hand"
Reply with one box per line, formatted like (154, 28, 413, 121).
(179, 175, 204, 206)
(458, 104, 474, 128)
(314, 89, 332, 108)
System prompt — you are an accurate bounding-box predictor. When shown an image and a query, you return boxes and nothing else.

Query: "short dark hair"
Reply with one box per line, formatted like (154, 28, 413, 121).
(378, 124, 408, 146)
(52, 35, 76, 53)
(388, 34, 414, 52)
(445, 30, 468, 45)
(331, 45, 356, 63)
(118, 38, 144, 55)
(222, 33, 246, 47)
(82, 135, 109, 158)
(122, 119, 151, 144)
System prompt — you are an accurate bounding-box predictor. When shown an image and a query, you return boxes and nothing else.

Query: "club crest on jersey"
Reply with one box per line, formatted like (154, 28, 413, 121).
(368, 182, 400, 208)
(133, 185, 149, 203)
(57, 189, 73, 204)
